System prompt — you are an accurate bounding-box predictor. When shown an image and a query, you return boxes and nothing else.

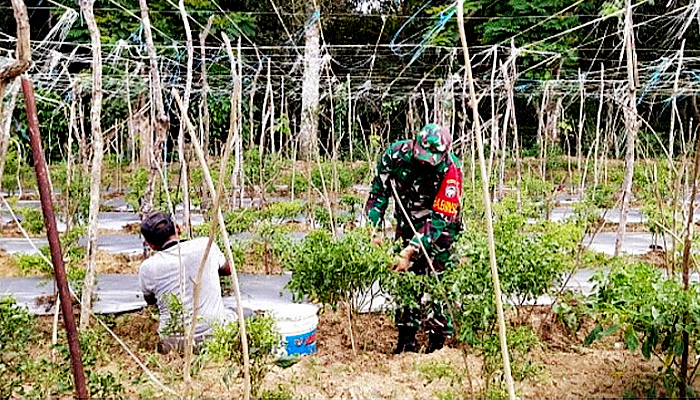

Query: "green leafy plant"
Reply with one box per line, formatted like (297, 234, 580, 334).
(285, 228, 394, 312)
(20, 207, 45, 235)
(126, 167, 149, 212)
(0, 297, 37, 398)
(205, 315, 280, 397)
(161, 293, 186, 338)
(586, 260, 700, 397)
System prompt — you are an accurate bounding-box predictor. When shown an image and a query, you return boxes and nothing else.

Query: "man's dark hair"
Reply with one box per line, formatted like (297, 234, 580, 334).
(140, 211, 176, 249)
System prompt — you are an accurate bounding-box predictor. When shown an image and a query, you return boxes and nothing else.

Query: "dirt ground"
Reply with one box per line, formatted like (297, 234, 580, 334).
(24, 305, 668, 399)
(0, 249, 142, 277)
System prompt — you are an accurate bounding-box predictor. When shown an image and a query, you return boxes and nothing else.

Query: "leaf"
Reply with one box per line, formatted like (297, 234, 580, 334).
(583, 324, 603, 346)
(624, 328, 639, 352)
(642, 337, 653, 359)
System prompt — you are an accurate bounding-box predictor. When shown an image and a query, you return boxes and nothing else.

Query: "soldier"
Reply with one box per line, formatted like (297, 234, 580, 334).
(365, 123, 463, 353)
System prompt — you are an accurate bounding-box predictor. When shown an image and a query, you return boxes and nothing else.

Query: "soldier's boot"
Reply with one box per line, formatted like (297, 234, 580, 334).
(393, 327, 419, 354)
(426, 334, 446, 353)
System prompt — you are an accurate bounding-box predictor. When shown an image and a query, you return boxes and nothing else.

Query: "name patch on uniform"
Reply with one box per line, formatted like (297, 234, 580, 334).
(432, 165, 462, 218)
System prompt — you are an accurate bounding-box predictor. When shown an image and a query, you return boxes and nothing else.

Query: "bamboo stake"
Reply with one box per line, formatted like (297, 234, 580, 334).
(178, 0, 194, 237)
(200, 16, 214, 157)
(614, 0, 640, 257)
(594, 64, 604, 189)
(174, 89, 251, 400)
(139, 0, 169, 214)
(347, 74, 353, 160)
(506, 43, 521, 211)
(577, 68, 585, 191)
(487, 46, 499, 181)
(236, 38, 245, 208)
(79, 0, 104, 328)
(670, 41, 685, 269)
(456, 2, 515, 398)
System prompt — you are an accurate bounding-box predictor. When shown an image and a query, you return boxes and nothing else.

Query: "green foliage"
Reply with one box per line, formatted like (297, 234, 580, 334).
(0, 297, 37, 398)
(87, 370, 124, 399)
(480, 326, 541, 381)
(14, 246, 53, 275)
(285, 228, 394, 312)
(310, 161, 368, 192)
(584, 183, 617, 209)
(1, 147, 34, 194)
(50, 162, 90, 225)
(162, 293, 186, 337)
(259, 384, 295, 400)
(416, 360, 461, 385)
(205, 316, 280, 397)
(445, 209, 580, 345)
(126, 167, 149, 212)
(551, 290, 590, 333)
(20, 207, 45, 235)
(587, 261, 700, 396)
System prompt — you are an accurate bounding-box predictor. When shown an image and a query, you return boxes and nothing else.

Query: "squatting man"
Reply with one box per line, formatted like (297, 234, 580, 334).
(365, 123, 463, 354)
(139, 211, 236, 352)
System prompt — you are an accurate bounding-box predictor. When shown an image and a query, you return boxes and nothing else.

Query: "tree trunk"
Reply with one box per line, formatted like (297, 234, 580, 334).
(614, 0, 640, 257)
(299, 8, 321, 159)
(79, 0, 104, 328)
(139, 0, 169, 215)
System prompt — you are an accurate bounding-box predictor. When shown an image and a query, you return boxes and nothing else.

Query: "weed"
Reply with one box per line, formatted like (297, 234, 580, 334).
(259, 383, 295, 400)
(416, 360, 460, 385)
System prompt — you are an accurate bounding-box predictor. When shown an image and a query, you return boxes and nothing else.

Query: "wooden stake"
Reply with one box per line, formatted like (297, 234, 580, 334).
(79, 0, 104, 328)
(456, 2, 515, 398)
(614, 0, 640, 257)
(177, 0, 194, 238)
(23, 77, 88, 399)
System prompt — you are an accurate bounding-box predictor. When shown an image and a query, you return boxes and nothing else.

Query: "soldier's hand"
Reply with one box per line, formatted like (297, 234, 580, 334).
(392, 246, 415, 272)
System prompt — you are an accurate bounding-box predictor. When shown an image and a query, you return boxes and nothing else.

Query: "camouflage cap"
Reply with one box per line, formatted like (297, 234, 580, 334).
(413, 123, 451, 166)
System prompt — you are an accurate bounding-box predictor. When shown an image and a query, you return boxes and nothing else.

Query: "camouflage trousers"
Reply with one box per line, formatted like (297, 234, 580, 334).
(394, 233, 454, 337)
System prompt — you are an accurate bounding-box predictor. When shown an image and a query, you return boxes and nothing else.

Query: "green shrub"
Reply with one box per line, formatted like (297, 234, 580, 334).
(20, 207, 45, 235)
(126, 167, 148, 211)
(205, 315, 280, 397)
(14, 246, 53, 275)
(285, 228, 394, 312)
(587, 261, 700, 397)
(0, 297, 37, 398)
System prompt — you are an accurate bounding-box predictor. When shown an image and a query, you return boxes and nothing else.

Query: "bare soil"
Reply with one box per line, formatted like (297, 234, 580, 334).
(25, 305, 670, 399)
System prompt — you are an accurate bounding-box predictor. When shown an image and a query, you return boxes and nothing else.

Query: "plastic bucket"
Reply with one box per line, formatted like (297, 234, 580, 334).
(269, 304, 319, 356)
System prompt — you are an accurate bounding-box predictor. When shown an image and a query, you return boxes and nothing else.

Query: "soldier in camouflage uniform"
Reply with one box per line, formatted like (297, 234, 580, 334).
(365, 123, 463, 353)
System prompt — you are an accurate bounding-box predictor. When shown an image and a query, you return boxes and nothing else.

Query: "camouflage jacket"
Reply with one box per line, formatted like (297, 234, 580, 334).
(365, 139, 463, 255)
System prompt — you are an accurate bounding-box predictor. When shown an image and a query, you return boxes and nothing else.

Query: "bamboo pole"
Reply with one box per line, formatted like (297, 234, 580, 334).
(79, 0, 104, 328)
(139, 0, 169, 214)
(174, 87, 252, 400)
(594, 64, 604, 189)
(456, 2, 515, 398)
(178, 0, 194, 237)
(200, 16, 214, 157)
(679, 96, 700, 399)
(577, 68, 585, 192)
(614, 0, 640, 257)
